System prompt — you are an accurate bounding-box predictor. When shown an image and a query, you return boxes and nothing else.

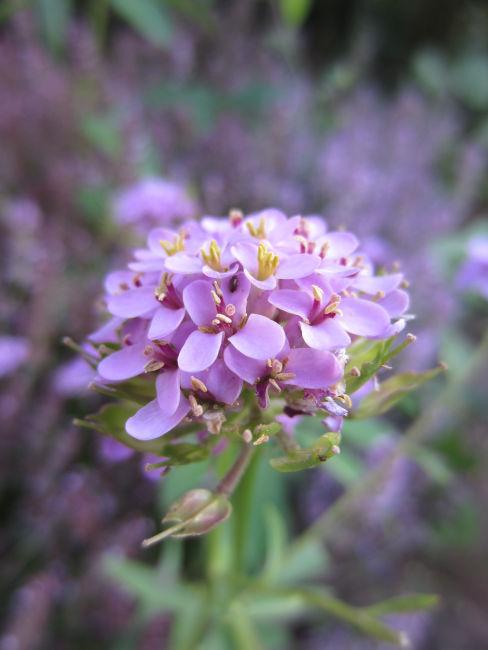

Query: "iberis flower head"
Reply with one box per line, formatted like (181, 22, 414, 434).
(88, 208, 410, 442)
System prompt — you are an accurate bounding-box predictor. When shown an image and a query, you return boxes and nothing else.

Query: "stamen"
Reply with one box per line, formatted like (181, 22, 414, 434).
(320, 242, 330, 257)
(143, 344, 153, 356)
(191, 376, 208, 393)
(312, 284, 324, 302)
(349, 366, 361, 377)
(270, 359, 283, 375)
(198, 325, 216, 334)
(160, 234, 185, 256)
(229, 208, 243, 227)
(211, 290, 221, 305)
(253, 434, 269, 446)
(144, 359, 165, 373)
(188, 394, 203, 417)
(201, 239, 227, 272)
(225, 304, 236, 316)
(275, 371, 295, 381)
(242, 429, 253, 443)
(246, 216, 266, 239)
(213, 280, 223, 297)
(256, 243, 279, 280)
(268, 378, 282, 393)
(215, 313, 232, 324)
(324, 293, 341, 314)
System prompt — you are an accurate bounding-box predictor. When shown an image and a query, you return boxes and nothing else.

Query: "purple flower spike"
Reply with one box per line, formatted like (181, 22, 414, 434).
(88, 208, 410, 441)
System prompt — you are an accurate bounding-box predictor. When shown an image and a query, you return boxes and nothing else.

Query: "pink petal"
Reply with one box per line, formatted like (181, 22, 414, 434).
(206, 359, 243, 403)
(319, 231, 359, 258)
(104, 271, 134, 294)
(275, 254, 321, 279)
(182, 280, 216, 326)
(339, 297, 390, 337)
(300, 319, 351, 350)
(156, 368, 181, 415)
(223, 345, 265, 383)
(148, 306, 185, 340)
(106, 286, 156, 318)
(229, 314, 285, 360)
(88, 316, 123, 344)
(97, 343, 147, 381)
(231, 242, 258, 275)
(283, 348, 343, 388)
(353, 273, 403, 295)
(202, 263, 239, 279)
(178, 330, 223, 372)
(268, 289, 313, 319)
(126, 397, 190, 441)
(244, 270, 277, 291)
(164, 254, 203, 274)
(147, 227, 176, 256)
(378, 289, 410, 318)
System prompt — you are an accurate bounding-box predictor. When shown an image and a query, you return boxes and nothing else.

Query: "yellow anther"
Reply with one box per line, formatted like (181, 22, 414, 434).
(324, 293, 341, 315)
(253, 434, 269, 446)
(215, 313, 232, 324)
(275, 371, 295, 381)
(246, 217, 267, 239)
(160, 234, 185, 256)
(225, 304, 236, 316)
(201, 240, 227, 272)
(211, 290, 221, 305)
(320, 242, 330, 257)
(312, 284, 324, 302)
(190, 376, 208, 393)
(154, 273, 171, 301)
(268, 378, 282, 393)
(213, 280, 223, 297)
(242, 429, 253, 443)
(188, 394, 203, 417)
(256, 243, 280, 280)
(337, 393, 352, 409)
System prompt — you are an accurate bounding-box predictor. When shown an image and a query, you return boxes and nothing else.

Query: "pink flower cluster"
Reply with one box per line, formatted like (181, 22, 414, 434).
(90, 209, 409, 440)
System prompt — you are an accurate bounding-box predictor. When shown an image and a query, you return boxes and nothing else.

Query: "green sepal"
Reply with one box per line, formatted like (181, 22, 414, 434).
(270, 432, 341, 472)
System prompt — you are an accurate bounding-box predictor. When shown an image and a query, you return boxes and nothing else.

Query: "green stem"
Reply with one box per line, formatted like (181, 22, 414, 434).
(216, 443, 254, 497)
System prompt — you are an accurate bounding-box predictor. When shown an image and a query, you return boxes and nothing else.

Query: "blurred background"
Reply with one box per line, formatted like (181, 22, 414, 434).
(1, 1, 488, 648)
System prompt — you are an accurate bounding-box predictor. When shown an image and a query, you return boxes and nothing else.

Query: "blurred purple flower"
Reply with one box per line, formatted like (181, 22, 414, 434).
(0, 336, 30, 378)
(112, 178, 197, 232)
(456, 235, 488, 299)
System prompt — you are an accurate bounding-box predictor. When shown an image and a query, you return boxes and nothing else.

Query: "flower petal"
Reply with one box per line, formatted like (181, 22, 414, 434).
(156, 368, 181, 415)
(300, 319, 351, 350)
(97, 343, 147, 381)
(88, 316, 123, 344)
(283, 348, 343, 388)
(126, 397, 190, 440)
(164, 253, 203, 275)
(319, 231, 359, 258)
(223, 345, 265, 383)
(353, 273, 403, 295)
(339, 297, 390, 337)
(268, 289, 313, 319)
(206, 359, 243, 403)
(229, 314, 285, 360)
(378, 289, 410, 318)
(107, 286, 156, 318)
(275, 254, 321, 279)
(221, 272, 251, 318)
(178, 330, 223, 372)
(148, 306, 185, 340)
(182, 280, 216, 326)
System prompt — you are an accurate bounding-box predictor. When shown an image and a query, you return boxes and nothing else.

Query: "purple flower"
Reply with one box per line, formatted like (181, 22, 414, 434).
(0, 336, 30, 378)
(456, 234, 488, 299)
(112, 178, 197, 231)
(90, 210, 409, 441)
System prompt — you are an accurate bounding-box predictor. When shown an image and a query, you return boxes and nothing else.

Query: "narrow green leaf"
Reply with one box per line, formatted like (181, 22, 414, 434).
(296, 588, 408, 646)
(354, 366, 445, 419)
(262, 505, 287, 579)
(364, 593, 439, 616)
(37, 0, 72, 55)
(110, 0, 173, 47)
(270, 432, 340, 473)
(279, 0, 312, 27)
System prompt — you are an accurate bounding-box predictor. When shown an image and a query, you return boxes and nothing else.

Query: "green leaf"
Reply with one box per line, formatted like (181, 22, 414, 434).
(37, 0, 72, 55)
(262, 505, 287, 579)
(82, 113, 122, 158)
(270, 432, 340, 472)
(110, 0, 173, 47)
(104, 555, 192, 614)
(363, 593, 439, 616)
(295, 588, 409, 646)
(279, 0, 312, 27)
(277, 537, 329, 585)
(354, 366, 445, 419)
